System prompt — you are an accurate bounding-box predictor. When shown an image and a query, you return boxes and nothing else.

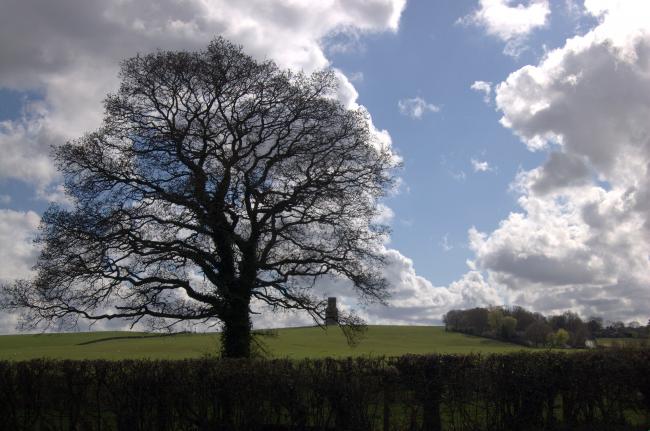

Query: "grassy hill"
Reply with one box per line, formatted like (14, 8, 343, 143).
(0, 325, 531, 361)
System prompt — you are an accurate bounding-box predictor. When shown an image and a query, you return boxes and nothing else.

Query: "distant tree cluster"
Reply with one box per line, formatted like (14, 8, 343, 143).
(443, 306, 649, 348)
(586, 316, 650, 339)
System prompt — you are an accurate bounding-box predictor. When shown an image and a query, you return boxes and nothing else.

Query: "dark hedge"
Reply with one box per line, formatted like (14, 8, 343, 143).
(0, 350, 648, 430)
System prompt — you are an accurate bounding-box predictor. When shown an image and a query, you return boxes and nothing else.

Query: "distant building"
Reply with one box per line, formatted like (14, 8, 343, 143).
(325, 297, 338, 326)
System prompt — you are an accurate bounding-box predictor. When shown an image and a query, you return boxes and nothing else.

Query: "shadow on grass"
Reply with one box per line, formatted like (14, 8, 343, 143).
(76, 332, 188, 346)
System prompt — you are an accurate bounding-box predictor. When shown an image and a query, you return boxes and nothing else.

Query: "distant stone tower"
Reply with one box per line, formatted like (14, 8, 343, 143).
(325, 297, 339, 326)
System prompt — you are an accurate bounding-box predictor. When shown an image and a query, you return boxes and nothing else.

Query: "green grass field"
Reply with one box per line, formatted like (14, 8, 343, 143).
(0, 325, 531, 360)
(596, 337, 649, 347)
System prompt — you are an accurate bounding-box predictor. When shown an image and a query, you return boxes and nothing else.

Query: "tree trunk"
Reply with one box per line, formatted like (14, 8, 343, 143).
(220, 289, 252, 358)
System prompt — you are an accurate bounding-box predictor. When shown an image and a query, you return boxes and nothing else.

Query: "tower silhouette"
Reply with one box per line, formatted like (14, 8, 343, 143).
(325, 297, 338, 326)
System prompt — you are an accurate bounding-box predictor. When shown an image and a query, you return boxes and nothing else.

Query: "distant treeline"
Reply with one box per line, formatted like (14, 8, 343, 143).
(1, 352, 650, 430)
(443, 306, 650, 348)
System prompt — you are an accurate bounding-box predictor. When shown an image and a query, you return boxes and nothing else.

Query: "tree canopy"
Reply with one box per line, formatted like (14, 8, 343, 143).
(1, 38, 396, 357)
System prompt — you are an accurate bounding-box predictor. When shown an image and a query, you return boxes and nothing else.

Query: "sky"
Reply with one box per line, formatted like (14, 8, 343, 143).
(1, 0, 650, 332)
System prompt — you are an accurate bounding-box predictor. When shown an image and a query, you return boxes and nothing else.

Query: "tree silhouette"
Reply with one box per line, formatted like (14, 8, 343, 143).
(2, 38, 395, 357)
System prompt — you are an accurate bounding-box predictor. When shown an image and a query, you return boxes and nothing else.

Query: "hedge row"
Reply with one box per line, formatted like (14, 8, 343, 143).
(0, 350, 649, 430)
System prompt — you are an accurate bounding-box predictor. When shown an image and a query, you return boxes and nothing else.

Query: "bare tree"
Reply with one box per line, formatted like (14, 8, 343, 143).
(1, 38, 395, 358)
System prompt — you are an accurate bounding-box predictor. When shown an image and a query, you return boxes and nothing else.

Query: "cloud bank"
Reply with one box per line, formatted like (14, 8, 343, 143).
(454, 0, 650, 322)
(0, 0, 407, 191)
(0, 0, 425, 332)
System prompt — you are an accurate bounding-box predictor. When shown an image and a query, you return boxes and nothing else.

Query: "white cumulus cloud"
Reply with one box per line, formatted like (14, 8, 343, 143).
(0, 210, 41, 333)
(0, 0, 406, 194)
(462, 0, 551, 56)
(471, 80, 493, 104)
(398, 96, 440, 119)
(471, 158, 494, 173)
(450, 0, 650, 322)
(0, 210, 40, 282)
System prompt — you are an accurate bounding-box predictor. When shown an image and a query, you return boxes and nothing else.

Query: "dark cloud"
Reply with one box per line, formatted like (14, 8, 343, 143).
(530, 151, 591, 195)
